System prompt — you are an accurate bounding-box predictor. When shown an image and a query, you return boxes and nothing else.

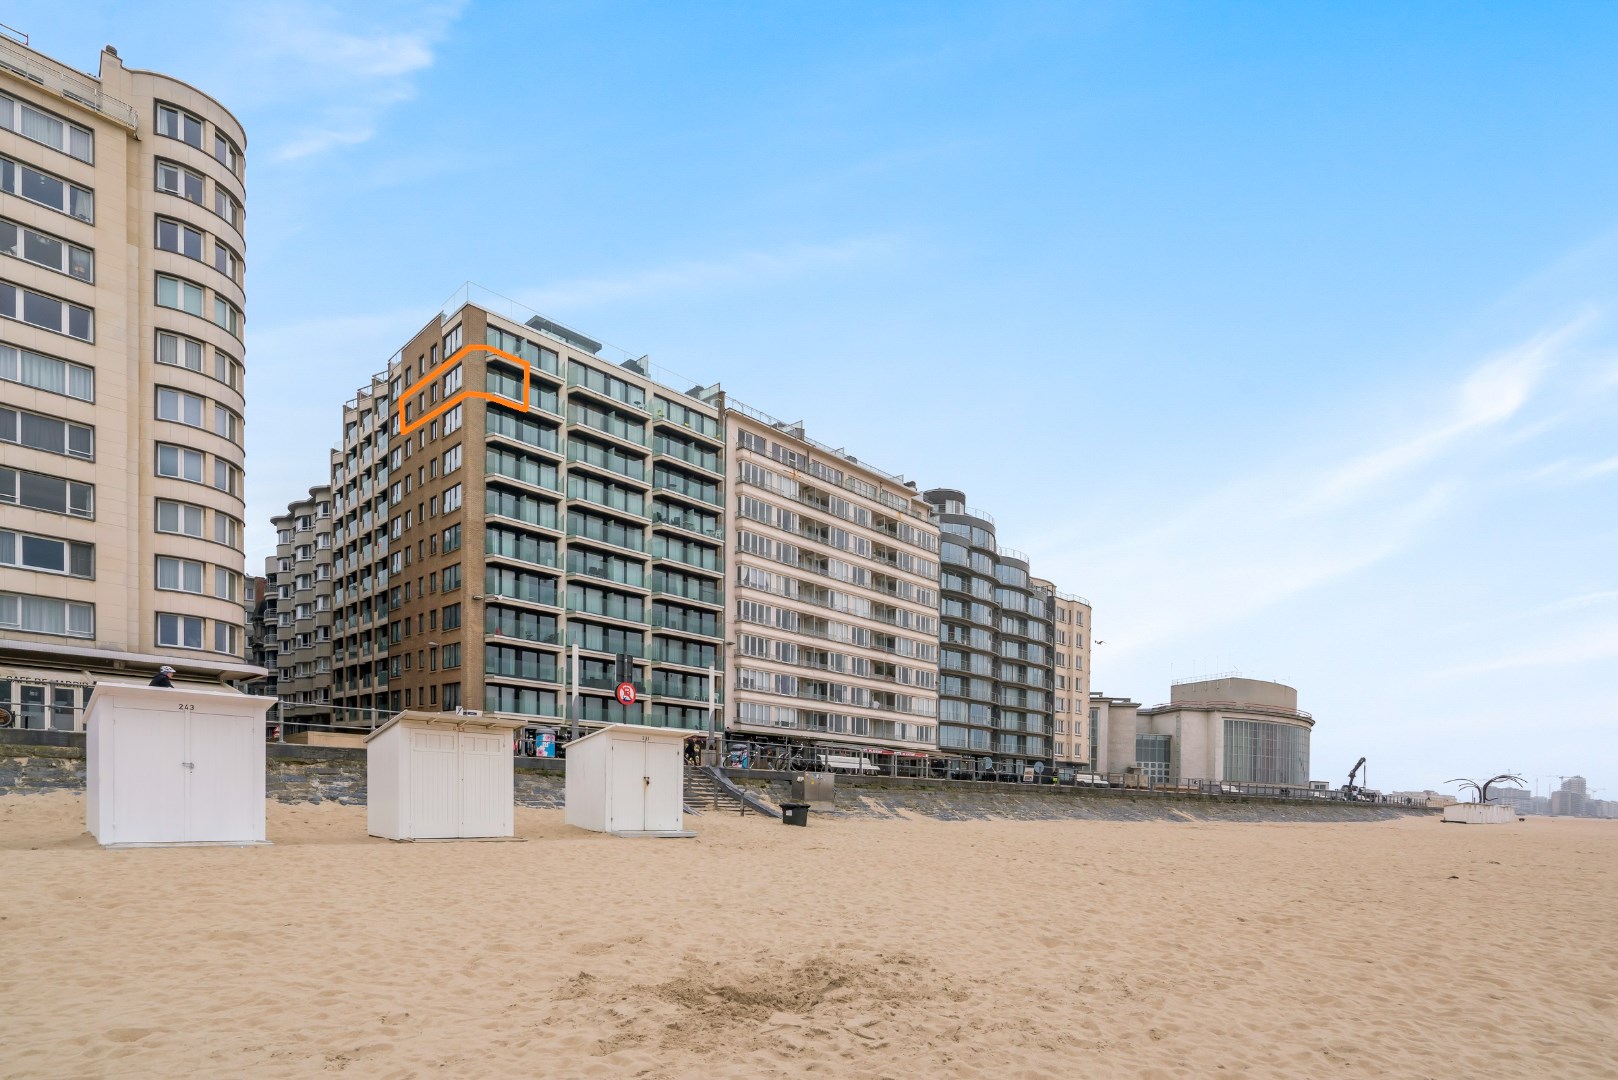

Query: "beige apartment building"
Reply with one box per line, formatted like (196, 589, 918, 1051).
(727, 403, 941, 763)
(1040, 583, 1092, 769)
(263, 487, 334, 724)
(0, 39, 254, 730)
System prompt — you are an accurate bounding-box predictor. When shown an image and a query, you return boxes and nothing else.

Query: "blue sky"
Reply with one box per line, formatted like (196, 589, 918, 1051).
(18, 1, 1618, 795)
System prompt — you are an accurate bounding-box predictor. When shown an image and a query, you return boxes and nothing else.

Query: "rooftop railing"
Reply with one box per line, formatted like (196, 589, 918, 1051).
(0, 38, 139, 130)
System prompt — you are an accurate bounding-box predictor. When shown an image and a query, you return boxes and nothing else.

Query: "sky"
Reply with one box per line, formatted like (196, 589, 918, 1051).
(14, 1, 1618, 796)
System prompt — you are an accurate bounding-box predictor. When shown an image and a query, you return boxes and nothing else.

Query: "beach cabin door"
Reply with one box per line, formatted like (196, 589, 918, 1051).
(643, 737, 682, 832)
(607, 731, 682, 833)
(408, 729, 459, 838)
(109, 707, 260, 843)
(609, 734, 649, 832)
(457, 730, 513, 837)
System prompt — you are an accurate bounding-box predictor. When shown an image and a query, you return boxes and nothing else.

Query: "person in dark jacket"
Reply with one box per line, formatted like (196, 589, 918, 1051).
(149, 665, 176, 687)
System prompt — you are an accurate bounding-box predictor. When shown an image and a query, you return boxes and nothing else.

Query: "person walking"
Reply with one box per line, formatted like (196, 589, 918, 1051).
(148, 665, 176, 687)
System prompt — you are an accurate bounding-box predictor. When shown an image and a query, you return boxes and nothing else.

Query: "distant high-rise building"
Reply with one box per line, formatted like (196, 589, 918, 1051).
(0, 39, 254, 730)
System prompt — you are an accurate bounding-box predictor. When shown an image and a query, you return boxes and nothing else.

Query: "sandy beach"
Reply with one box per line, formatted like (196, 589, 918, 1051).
(1, 794, 1613, 1079)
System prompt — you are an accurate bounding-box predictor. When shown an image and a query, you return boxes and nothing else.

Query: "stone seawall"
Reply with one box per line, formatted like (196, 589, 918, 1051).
(729, 771, 1433, 823)
(0, 731, 566, 808)
(1, 732, 1426, 823)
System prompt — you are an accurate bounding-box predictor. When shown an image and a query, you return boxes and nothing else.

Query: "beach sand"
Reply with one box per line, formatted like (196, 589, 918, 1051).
(1, 794, 1613, 1079)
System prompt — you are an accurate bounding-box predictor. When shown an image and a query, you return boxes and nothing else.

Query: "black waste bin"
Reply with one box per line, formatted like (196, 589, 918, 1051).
(781, 802, 810, 827)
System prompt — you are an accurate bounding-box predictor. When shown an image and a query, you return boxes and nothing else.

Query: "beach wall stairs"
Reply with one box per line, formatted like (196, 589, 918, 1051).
(685, 765, 780, 819)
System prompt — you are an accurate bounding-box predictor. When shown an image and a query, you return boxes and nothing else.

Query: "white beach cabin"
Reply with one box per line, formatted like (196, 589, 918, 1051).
(85, 682, 275, 847)
(564, 723, 692, 837)
(364, 710, 526, 840)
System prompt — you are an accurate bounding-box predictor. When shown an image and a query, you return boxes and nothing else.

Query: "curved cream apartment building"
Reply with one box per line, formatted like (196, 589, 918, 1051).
(0, 39, 252, 729)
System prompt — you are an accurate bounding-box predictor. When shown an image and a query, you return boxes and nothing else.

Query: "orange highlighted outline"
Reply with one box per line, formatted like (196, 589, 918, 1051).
(397, 343, 530, 437)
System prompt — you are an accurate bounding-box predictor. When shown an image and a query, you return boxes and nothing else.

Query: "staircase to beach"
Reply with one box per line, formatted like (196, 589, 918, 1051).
(684, 764, 776, 818)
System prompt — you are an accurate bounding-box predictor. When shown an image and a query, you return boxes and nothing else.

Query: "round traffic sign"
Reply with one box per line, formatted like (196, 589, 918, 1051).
(615, 682, 637, 706)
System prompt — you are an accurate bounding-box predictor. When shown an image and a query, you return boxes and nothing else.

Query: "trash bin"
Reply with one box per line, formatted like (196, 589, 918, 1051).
(781, 802, 810, 827)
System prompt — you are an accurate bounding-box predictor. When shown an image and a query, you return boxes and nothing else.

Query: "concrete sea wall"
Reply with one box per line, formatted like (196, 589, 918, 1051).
(0, 730, 566, 808)
(2, 731, 1428, 823)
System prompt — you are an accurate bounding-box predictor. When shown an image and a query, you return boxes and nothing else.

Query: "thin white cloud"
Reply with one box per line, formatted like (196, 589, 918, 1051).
(1516, 452, 1618, 486)
(1539, 589, 1618, 613)
(1030, 314, 1605, 661)
(1297, 315, 1588, 514)
(1438, 622, 1618, 677)
(517, 237, 901, 312)
(234, 2, 466, 162)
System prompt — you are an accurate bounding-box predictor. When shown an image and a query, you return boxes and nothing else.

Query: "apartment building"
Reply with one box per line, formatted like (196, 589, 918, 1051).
(923, 490, 1058, 778)
(271, 291, 729, 738)
(328, 375, 391, 721)
(0, 40, 254, 730)
(1040, 584, 1092, 769)
(263, 487, 334, 724)
(727, 403, 942, 761)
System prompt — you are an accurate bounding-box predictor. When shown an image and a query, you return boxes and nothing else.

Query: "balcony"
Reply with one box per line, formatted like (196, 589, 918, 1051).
(651, 509, 722, 539)
(649, 609, 721, 638)
(652, 580, 723, 607)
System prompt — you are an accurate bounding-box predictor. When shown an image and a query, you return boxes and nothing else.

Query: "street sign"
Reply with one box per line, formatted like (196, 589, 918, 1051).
(615, 682, 637, 706)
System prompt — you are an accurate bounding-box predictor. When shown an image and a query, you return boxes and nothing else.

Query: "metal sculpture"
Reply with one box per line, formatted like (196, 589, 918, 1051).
(1447, 774, 1525, 804)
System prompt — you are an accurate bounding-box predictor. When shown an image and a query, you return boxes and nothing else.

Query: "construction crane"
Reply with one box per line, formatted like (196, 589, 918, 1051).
(1344, 757, 1367, 801)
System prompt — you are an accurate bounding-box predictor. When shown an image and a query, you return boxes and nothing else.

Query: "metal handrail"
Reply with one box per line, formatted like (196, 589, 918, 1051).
(0, 38, 139, 130)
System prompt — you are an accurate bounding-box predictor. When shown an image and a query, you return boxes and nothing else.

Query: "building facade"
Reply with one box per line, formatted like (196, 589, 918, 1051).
(263, 487, 334, 724)
(727, 403, 941, 762)
(1042, 584, 1093, 769)
(270, 293, 730, 742)
(328, 375, 390, 723)
(923, 490, 1057, 778)
(0, 40, 254, 730)
(1131, 676, 1314, 785)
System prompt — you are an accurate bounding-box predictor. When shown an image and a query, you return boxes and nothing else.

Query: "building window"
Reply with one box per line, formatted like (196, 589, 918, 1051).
(155, 160, 204, 205)
(213, 404, 242, 444)
(155, 443, 205, 483)
(0, 467, 93, 518)
(156, 499, 206, 538)
(0, 92, 93, 162)
(156, 274, 205, 317)
(213, 296, 241, 337)
(214, 513, 241, 548)
(156, 331, 205, 373)
(214, 621, 240, 655)
(156, 387, 206, 428)
(215, 568, 239, 602)
(0, 592, 94, 637)
(155, 217, 204, 261)
(155, 103, 204, 149)
(213, 241, 239, 283)
(0, 530, 94, 577)
(213, 187, 240, 229)
(0, 406, 93, 459)
(0, 343, 92, 401)
(0, 154, 93, 222)
(0, 281, 92, 340)
(157, 613, 206, 650)
(0, 218, 92, 281)
(156, 556, 206, 594)
(213, 459, 240, 496)
(213, 131, 240, 173)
